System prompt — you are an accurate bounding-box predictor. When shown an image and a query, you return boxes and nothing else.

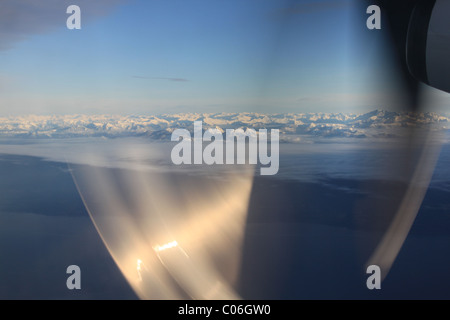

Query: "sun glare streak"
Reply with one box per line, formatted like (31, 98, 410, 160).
(366, 128, 442, 281)
(71, 144, 254, 299)
(153, 241, 178, 252)
(137, 259, 143, 281)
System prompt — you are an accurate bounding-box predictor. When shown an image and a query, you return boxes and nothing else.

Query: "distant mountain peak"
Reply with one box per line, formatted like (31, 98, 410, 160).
(0, 110, 448, 141)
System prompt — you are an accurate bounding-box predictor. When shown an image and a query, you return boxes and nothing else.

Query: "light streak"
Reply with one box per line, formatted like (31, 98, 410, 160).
(153, 241, 178, 252)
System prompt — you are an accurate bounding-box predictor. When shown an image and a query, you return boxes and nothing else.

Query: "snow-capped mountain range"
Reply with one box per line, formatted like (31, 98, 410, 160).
(0, 110, 448, 141)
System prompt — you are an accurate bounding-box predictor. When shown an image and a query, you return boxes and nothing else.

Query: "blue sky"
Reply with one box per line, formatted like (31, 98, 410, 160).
(0, 0, 400, 115)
